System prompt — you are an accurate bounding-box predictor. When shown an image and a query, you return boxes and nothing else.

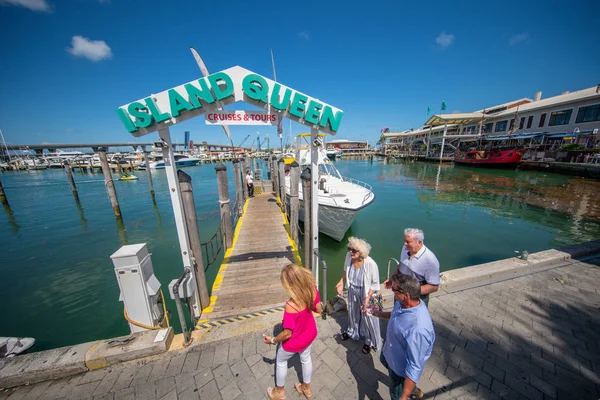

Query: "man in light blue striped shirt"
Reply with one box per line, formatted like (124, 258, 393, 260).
(374, 273, 435, 400)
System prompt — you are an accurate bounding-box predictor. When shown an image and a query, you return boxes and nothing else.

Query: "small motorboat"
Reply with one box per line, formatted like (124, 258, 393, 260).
(0, 337, 35, 358)
(119, 174, 139, 181)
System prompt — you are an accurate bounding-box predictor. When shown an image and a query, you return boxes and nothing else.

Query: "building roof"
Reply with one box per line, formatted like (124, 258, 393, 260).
(490, 86, 600, 118)
(424, 113, 484, 127)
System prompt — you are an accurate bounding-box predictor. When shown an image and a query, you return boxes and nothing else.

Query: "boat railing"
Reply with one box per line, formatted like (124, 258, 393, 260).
(340, 175, 374, 205)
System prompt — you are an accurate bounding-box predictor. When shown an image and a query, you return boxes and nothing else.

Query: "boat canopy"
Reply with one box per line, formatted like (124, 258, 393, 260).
(424, 112, 485, 127)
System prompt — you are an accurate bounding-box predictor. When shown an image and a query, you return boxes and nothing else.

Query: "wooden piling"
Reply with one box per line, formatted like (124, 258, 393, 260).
(271, 156, 278, 192)
(98, 150, 122, 218)
(232, 160, 243, 213)
(277, 158, 285, 212)
(241, 159, 249, 201)
(289, 161, 300, 245)
(63, 161, 79, 201)
(143, 152, 155, 199)
(301, 167, 312, 270)
(178, 170, 210, 310)
(215, 163, 233, 249)
(0, 179, 8, 206)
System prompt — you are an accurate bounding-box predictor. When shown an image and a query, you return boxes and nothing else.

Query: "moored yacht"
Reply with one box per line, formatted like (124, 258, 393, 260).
(285, 134, 375, 241)
(139, 153, 200, 169)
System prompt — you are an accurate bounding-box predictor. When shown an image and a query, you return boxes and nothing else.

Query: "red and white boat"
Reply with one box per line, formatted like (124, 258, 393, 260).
(454, 148, 522, 169)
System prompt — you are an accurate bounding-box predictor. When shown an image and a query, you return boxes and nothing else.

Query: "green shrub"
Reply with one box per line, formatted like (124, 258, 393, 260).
(558, 144, 586, 151)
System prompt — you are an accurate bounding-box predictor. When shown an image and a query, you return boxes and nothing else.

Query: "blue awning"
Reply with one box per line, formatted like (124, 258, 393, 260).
(546, 133, 577, 139)
(511, 132, 545, 140)
(483, 135, 510, 141)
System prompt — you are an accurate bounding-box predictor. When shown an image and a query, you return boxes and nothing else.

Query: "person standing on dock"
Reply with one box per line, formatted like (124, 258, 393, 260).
(383, 228, 440, 307)
(246, 169, 254, 198)
(335, 237, 382, 354)
(373, 273, 435, 400)
(264, 264, 321, 400)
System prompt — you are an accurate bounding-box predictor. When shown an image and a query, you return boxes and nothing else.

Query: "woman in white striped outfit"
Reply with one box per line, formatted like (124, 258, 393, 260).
(335, 237, 382, 354)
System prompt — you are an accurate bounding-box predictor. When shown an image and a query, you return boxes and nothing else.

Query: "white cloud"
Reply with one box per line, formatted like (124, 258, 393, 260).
(509, 33, 529, 46)
(66, 35, 113, 62)
(436, 31, 454, 48)
(299, 31, 309, 40)
(0, 0, 51, 12)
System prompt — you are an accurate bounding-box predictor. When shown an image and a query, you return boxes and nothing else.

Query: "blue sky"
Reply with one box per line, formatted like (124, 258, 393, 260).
(1, 0, 599, 149)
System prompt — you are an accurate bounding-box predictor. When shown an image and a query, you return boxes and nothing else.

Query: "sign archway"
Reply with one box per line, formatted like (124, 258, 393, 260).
(117, 66, 344, 319)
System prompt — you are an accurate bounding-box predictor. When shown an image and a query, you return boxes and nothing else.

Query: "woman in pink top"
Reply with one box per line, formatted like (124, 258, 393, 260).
(264, 263, 322, 400)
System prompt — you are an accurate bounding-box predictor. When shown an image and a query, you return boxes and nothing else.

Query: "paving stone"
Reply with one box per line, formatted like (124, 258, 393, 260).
(130, 363, 153, 387)
(230, 358, 253, 381)
(147, 358, 170, 382)
(529, 373, 557, 398)
(192, 367, 214, 389)
(21, 380, 52, 400)
(505, 373, 543, 400)
(93, 393, 114, 400)
(133, 382, 156, 400)
(242, 337, 257, 358)
(181, 351, 200, 373)
(319, 348, 345, 373)
(111, 368, 136, 392)
(93, 370, 121, 396)
(113, 387, 135, 400)
(154, 376, 175, 399)
(176, 385, 199, 400)
(212, 342, 229, 366)
(163, 354, 185, 377)
(174, 371, 195, 394)
(219, 380, 242, 399)
(211, 363, 233, 390)
(228, 339, 243, 362)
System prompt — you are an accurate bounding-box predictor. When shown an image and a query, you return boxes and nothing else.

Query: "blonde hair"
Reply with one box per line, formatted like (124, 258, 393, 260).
(348, 236, 371, 258)
(280, 263, 316, 309)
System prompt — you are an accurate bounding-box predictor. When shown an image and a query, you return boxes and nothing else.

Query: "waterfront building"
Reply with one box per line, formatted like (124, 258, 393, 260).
(382, 85, 600, 155)
(327, 139, 370, 156)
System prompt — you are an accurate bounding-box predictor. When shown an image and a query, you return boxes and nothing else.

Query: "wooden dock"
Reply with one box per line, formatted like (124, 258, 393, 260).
(197, 186, 302, 322)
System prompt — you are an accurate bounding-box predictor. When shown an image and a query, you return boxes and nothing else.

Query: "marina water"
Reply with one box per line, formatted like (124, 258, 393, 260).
(1, 159, 599, 351)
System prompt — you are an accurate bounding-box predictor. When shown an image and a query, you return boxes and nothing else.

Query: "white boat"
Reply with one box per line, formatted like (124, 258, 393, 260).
(285, 134, 375, 241)
(140, 154, 200, 169)
(0, 337, 35, 358)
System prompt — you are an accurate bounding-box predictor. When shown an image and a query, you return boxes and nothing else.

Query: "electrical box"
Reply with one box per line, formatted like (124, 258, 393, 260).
(111, 243, 163, 334)
(168, 274, 196, 300)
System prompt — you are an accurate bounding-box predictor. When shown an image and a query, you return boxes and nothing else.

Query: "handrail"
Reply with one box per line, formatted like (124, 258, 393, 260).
(387, 258, 399, 281)
(340, 175, 374, 205)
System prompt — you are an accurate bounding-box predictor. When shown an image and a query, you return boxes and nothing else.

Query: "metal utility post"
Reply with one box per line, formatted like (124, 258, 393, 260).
(301, 167, 311, 270)
(0, 179, 8, 206)
(277, 158, 285, 212)
(232, 160, 243, 213)
(143, 151, 155, 199)
(215, 163, 233, 249)
(98, 149, 122, 219)
(63, 161, 79, 201)
(177, 170, 210, 310)
(310, 128, 320, 285)
(158, 127, 202, 319)
(289, 161, 300, 245)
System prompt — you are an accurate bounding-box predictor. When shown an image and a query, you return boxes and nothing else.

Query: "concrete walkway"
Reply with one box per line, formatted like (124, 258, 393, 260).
(2, 255, 598, 399)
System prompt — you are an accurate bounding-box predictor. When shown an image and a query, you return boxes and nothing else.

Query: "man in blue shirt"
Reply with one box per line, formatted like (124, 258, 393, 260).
(374, 273, 435, 400)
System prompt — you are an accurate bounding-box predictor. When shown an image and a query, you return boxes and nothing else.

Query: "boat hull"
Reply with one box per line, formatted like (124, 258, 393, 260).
(297, 200, 359, 242)
(454, 149, 522, 169)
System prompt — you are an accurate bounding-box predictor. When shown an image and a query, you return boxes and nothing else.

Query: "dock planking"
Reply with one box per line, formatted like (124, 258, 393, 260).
(198, 188, 300, 322)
